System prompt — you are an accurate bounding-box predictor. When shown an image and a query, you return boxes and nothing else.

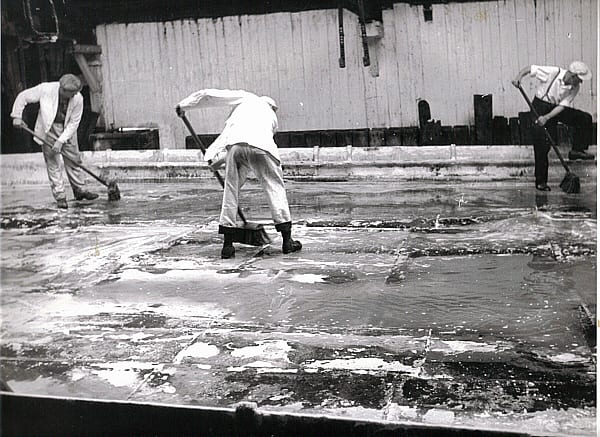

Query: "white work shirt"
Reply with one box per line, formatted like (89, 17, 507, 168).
(177, 89, 280, 163)
(11, 81, 83, 146)
(530, 65, 579, 107)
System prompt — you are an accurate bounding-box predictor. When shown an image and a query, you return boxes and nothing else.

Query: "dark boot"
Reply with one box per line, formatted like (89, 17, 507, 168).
(220, 228, 235, 259)
(275, 222, 302, 254)
(221, 245, 235, 259)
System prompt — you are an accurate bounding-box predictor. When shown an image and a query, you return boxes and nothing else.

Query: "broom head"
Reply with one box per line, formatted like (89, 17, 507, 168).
(559, 171, 580, 194)
(231, 223, 271, 246)
(107, 180, 121, 201)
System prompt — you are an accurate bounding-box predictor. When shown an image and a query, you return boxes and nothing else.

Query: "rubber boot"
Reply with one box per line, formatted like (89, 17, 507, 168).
(221, 231, 235, 259)
(275, 222, 302, 254)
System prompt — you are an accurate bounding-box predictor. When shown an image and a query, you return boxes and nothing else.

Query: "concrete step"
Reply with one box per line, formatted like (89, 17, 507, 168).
(0, 146, 596, 185)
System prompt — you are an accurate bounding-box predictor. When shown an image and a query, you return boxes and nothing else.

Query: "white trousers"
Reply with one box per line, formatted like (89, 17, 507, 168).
(42, 123, 86, 200)
(220, 143, 292, 228)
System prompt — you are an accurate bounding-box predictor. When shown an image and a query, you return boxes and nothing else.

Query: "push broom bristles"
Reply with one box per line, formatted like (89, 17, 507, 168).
(230, 222, 271, 246)
(107, 180, 121, 201)
(559, 172, 580, 194)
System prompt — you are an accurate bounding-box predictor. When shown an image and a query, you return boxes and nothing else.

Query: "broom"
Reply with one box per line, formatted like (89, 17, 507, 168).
(22, 125, 121, 201)
(176, 108, 271, 246)
(515, 84, 580, 194)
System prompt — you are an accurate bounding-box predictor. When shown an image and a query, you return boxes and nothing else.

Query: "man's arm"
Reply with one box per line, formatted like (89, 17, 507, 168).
(512, 66, 531, 88)
(177, 89, 255, 111)
(536, 105, 564, 126)
(10, 84, 44, 128)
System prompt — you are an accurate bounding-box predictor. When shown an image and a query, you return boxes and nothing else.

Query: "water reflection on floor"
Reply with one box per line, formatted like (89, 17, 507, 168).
(0, 180, 596, 435)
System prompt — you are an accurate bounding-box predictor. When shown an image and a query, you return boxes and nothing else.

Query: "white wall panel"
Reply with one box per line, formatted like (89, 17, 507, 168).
(96, 1, 597, 149)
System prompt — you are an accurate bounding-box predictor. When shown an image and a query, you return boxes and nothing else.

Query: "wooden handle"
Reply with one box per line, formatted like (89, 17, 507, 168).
(516, 84, 571, 172)
(20, 124, 110, 187)
(177, 110, 248, 224)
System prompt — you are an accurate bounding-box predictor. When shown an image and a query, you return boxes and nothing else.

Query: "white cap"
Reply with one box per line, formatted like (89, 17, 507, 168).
(568, 61, 592, 81)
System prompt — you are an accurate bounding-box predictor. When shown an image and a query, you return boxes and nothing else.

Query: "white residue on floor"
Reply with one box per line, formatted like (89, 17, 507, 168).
(386, 403, 419, 420)
(257, 368, 298, 374)
(288, 273, 325, 284)
(231, 340, 292, 362)
(429, 340, 511, 354)
(92, 369, 137, 387)
(305, 358, 419, 376)
(546, 353, 589, 364)
(422, 408, 455, 424)
(173, 342, 220, 363)
(226, 366, 247, 372)
(70, 368, 87, 382)
(159, 383, 177, 394)
(110, 332, 154, 342)
(90, 361, 156, 387)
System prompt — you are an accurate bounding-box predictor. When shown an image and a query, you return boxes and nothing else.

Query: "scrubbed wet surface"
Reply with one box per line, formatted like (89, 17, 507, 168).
(0, 180, 596, 435)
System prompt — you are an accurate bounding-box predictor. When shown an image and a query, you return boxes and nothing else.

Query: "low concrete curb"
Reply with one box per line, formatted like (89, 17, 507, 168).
(1, 393, 534, 437)
(1, 145, 596, 185)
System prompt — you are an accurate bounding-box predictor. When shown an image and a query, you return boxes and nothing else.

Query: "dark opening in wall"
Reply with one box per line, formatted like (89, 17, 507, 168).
(423, 3, 433, 21)
(24, 0, 59, 41)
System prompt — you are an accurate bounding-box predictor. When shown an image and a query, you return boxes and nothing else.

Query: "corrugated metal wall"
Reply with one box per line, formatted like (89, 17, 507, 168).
(96, 0, 597, 149)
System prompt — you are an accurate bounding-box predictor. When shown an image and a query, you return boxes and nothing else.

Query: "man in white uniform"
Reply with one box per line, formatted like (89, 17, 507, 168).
(176, 89, 302, 259)
(512, 61, 594, 191)
(11, 74, 98, 208)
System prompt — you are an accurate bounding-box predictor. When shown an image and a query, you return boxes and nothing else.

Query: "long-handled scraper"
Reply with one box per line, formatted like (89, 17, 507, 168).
(176, 108, 270, 246)
(515, 84, 580, 194)
(21, 124, 121, 201)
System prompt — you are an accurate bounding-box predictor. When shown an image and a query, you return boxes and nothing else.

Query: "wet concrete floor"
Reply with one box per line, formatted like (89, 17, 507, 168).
(0, 179, 597, 435)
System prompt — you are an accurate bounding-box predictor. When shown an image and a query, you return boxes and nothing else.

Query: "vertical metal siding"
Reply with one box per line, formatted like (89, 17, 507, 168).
(387, 0, 597, 127)
(96, 0, 597, 149)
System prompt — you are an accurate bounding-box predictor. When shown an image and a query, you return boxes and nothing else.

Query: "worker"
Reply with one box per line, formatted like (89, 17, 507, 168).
(512, 61, 593, 191)
(11, 74, 98, 208)
(176, 89, 302, 259)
